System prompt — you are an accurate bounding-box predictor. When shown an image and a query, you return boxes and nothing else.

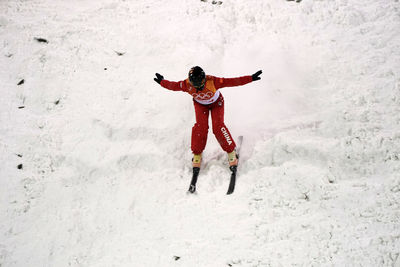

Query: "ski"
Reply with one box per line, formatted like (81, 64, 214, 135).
(227, 166, 237, 194)
(227, 135, 243, 195)
(188, 167, 200, 193)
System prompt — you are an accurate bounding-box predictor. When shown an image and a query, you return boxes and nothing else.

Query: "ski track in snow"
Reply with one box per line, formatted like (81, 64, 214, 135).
(1, 0, 400, 266)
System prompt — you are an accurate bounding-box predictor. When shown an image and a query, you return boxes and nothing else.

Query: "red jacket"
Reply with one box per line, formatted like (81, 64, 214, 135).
(160, 75, 253, 105)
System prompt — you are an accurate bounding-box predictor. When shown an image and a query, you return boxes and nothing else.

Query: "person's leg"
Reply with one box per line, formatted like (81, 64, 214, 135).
(191, 101, 210, 166)
(210, 95, 236, 156)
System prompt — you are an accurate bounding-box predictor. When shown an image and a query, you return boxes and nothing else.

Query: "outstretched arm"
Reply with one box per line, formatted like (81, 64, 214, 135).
(214, 70, 262, 89)
(154, 73, 186, 92)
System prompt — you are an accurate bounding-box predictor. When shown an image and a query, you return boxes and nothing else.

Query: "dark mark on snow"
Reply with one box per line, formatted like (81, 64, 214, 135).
(34, 37, 48, 43)
(18, 106, 25, 109)
(115, 51, 125, 56)
(17, 154, 23, 158)
(173, 256, 180, 261)
(201, 0, 223, 4)
(17, 79, 24, 85)
(17, 164, 23, 169)
(55, 99, 60, 105)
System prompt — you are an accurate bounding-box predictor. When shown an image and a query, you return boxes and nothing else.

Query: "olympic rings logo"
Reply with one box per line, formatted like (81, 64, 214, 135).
(192, 91, 214, 100)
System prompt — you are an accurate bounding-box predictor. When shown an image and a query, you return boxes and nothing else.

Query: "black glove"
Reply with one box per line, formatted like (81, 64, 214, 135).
(154, 73, 164, 84)
(252, 70, 262, 81)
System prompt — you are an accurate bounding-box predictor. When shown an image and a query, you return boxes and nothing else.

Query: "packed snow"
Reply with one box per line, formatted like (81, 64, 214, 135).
(1, 0, 399, 266)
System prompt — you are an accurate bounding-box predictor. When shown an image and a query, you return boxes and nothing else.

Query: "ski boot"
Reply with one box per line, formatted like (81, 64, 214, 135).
(228, 150, 238, 171)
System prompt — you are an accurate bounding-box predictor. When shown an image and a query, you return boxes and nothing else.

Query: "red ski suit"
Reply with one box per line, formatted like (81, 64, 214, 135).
(160, 75, 253, 154)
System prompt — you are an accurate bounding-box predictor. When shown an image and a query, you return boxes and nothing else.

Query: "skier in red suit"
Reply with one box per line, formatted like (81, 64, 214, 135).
(154, 66, 262, 170)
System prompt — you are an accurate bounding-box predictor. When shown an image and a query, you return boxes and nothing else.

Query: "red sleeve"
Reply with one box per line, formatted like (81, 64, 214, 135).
(160, 79, 188, 92)
(213, 75, 253, 89)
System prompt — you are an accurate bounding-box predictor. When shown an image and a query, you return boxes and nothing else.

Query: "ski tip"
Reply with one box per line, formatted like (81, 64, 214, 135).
(227, 183, 235, 195)
(187, 185, 197, 194)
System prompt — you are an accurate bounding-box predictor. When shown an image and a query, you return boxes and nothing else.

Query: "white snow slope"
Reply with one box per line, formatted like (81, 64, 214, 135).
(1, 0, 400, 266)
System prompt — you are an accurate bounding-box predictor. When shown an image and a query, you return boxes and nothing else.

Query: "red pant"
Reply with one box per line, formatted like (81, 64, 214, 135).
(191, 94, 236, 154)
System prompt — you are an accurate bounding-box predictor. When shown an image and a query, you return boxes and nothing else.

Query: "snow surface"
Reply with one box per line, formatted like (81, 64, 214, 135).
(1, 0, 400, 266)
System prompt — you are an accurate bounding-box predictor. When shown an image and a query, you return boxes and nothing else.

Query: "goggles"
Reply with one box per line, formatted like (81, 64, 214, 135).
(190, 77, 205, 90)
